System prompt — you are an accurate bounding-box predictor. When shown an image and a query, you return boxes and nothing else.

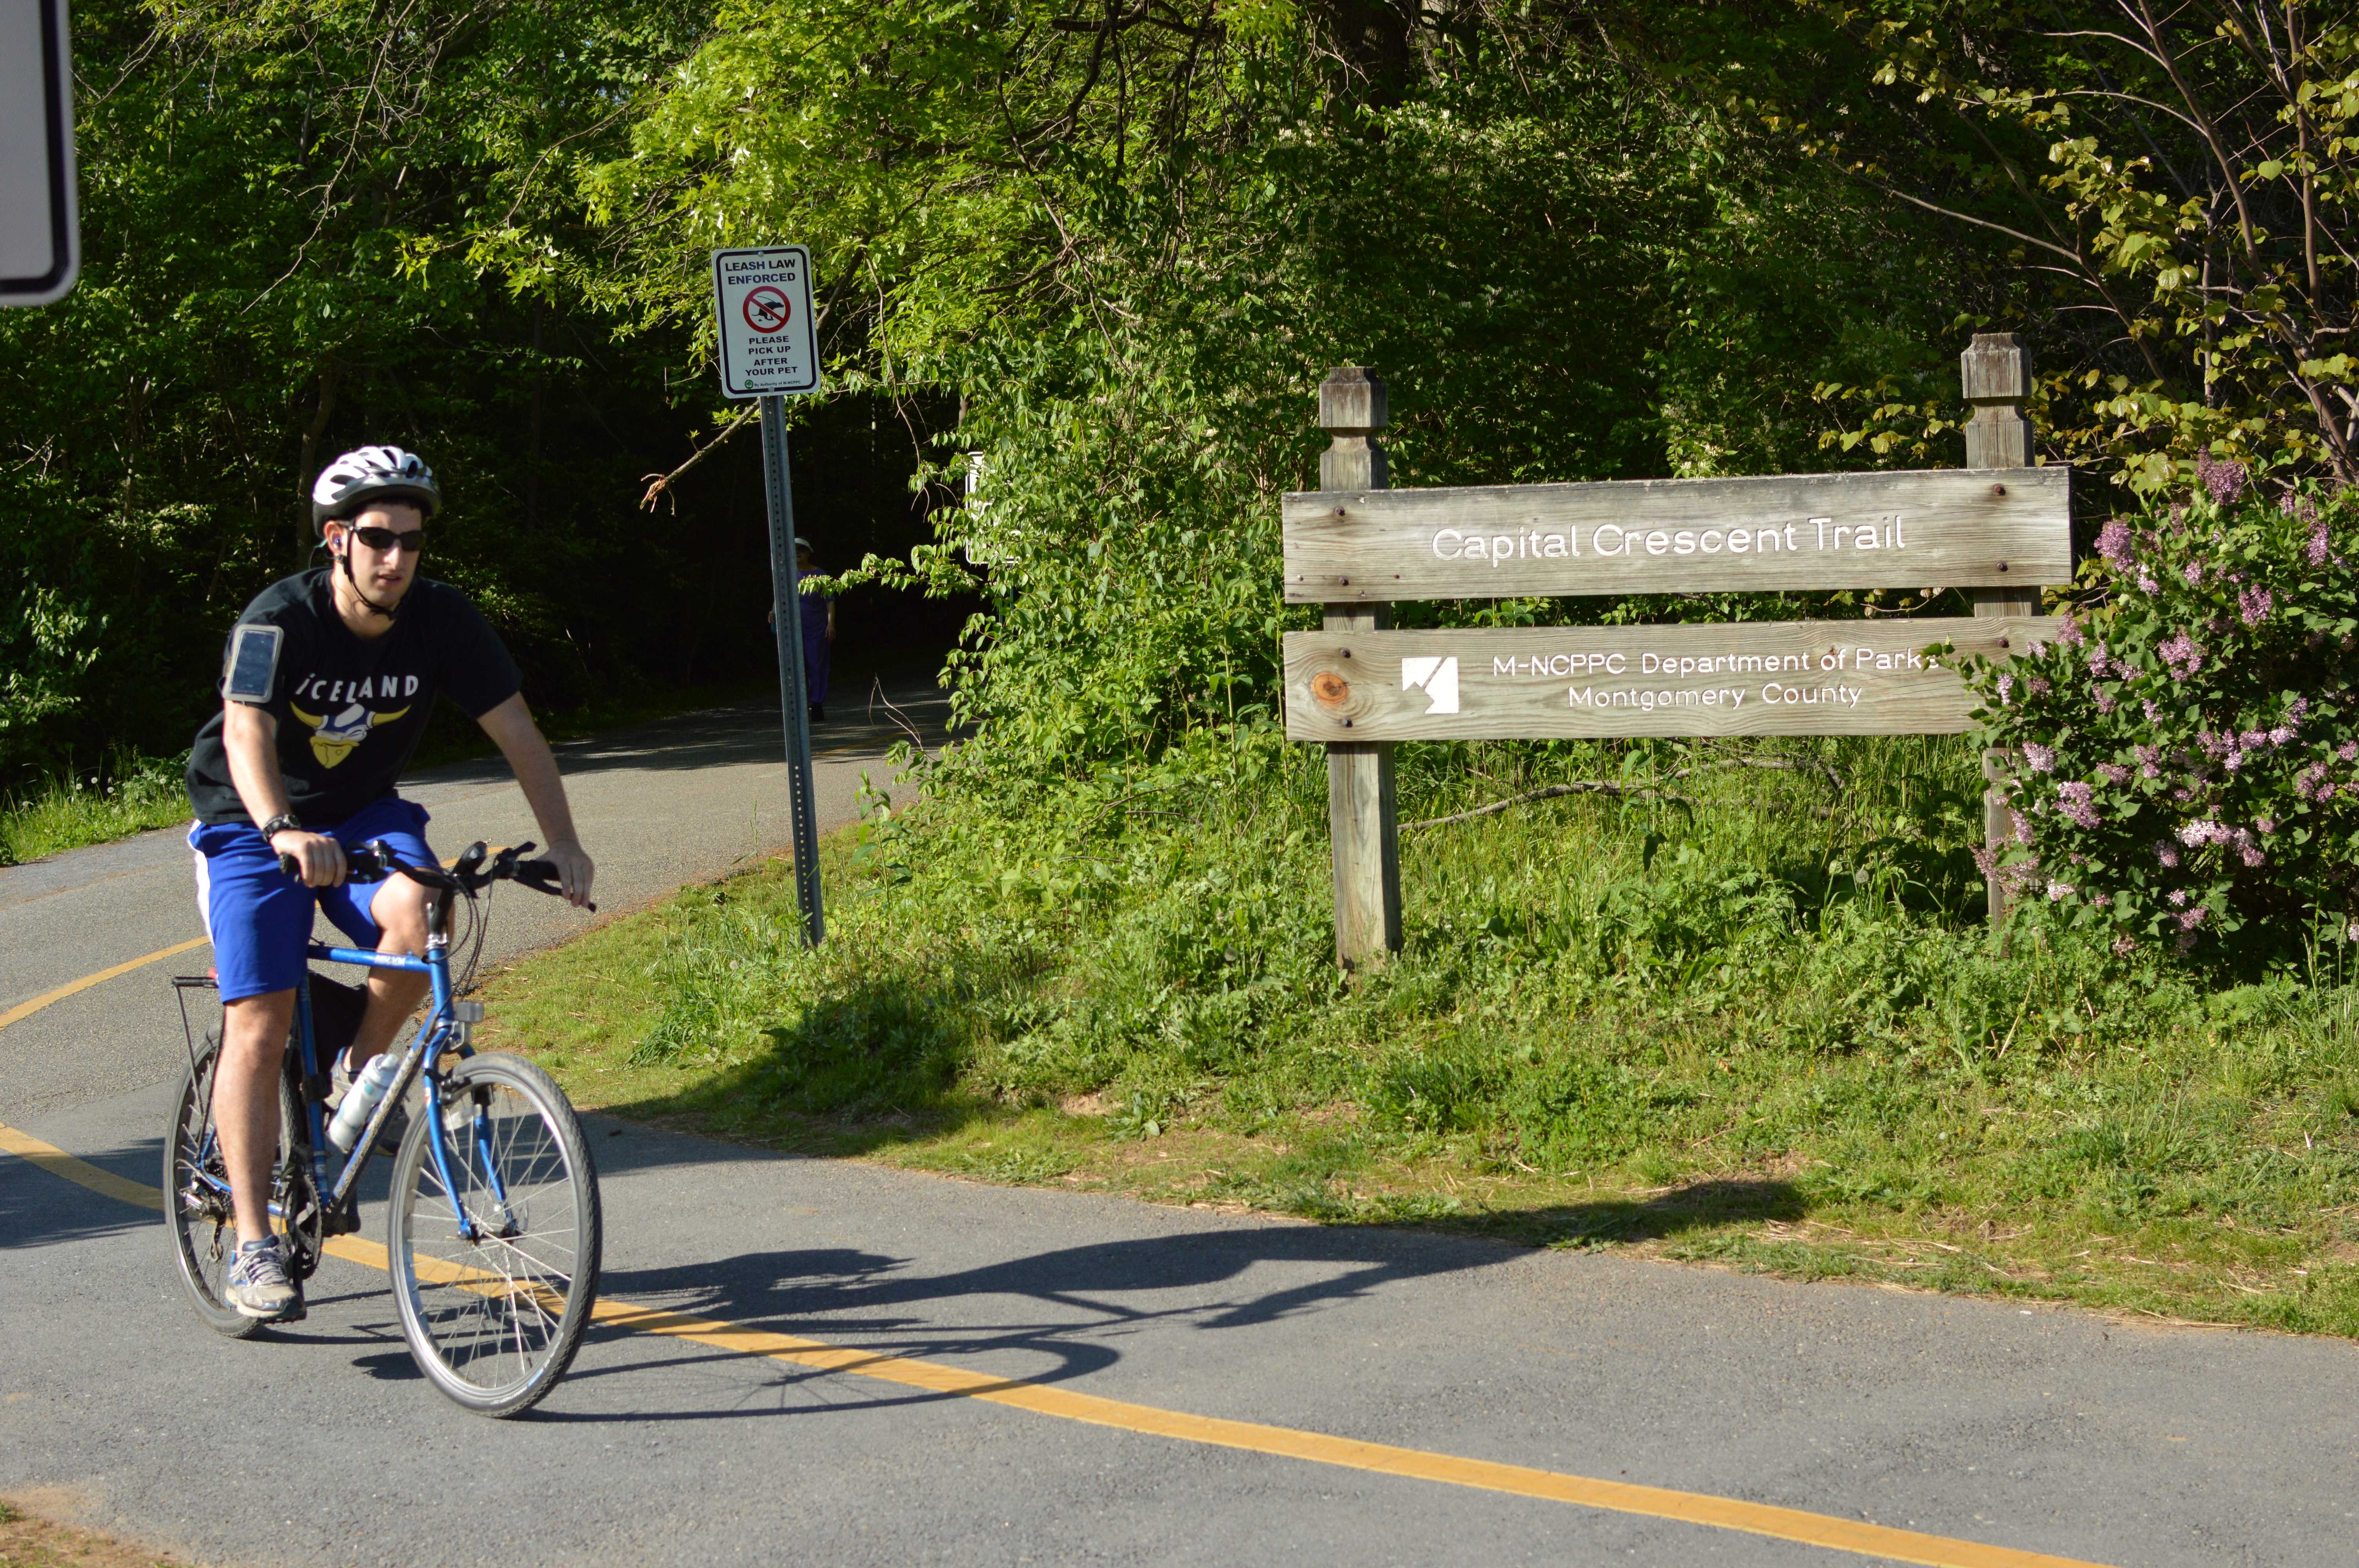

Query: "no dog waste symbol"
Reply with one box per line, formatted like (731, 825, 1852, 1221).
(742, 285, 791, 334)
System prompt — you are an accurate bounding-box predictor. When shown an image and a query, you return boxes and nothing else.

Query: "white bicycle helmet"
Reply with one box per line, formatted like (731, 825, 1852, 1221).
(311, 445, 441, 527)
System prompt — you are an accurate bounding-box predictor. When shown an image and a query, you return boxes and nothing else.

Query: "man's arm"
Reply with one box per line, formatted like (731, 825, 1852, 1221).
(475, 693, 595, 907)
(222, 702, 345, 887)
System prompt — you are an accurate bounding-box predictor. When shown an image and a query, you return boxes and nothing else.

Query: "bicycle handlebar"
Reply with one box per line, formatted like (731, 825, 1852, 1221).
(274, 837, 595, 911)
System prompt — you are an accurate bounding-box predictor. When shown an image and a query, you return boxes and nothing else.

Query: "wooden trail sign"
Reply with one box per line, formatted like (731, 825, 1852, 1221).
(1283, 617, 2055, 743)
(1287, 334, 2069, 969)
(1282, 467, 2069, 604)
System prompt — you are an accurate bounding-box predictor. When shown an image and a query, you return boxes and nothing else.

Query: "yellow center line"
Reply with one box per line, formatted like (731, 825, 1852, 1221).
(0, 842, 497, 1038)
(2, 1122, 2116, 1568)
(0, 938, 210, 1034)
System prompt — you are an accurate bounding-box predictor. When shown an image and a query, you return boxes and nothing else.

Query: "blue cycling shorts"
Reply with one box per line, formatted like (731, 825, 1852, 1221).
(189, 796, 436, 1003)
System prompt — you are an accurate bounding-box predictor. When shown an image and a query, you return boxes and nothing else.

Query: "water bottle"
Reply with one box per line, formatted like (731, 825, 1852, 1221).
(328, 1052, 403, 1152)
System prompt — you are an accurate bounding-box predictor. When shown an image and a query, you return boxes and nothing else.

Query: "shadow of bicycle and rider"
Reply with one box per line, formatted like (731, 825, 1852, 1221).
(0, 1112, 1796, 1427)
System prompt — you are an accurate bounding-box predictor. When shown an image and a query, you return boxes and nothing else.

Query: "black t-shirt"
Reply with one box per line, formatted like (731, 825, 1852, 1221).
(185, 568, 523, 827)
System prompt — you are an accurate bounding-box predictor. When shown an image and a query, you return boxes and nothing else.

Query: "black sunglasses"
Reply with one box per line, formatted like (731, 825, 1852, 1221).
(343, 524, 426, 554)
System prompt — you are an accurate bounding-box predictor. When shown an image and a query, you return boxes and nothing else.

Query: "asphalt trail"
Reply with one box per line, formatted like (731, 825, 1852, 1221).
(2, 683, 2354, 1565)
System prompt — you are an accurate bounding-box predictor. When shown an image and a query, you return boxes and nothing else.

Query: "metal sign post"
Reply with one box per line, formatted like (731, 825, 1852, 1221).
(712, 245, 824, 945)
(2, 0, 80, 306)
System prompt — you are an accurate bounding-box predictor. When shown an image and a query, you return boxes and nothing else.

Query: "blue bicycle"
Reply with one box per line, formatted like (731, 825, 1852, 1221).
(165, 839, 602, 1418)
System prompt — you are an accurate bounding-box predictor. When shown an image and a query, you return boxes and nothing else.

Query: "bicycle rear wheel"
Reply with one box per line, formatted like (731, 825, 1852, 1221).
(164, 1031, 308, 1337)
(387, 1052, 601, 1417)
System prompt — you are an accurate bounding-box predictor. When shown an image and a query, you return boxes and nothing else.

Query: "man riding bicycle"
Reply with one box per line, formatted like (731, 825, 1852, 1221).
(184, 445, 595, 1321)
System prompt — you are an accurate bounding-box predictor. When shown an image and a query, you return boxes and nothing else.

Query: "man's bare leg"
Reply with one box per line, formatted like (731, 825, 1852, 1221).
(214, 989, 295, 1245)
(346, 876, 433, 1070)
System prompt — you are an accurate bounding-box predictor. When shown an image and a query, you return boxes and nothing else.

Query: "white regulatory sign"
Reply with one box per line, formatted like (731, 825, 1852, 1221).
(711, 245, 819, 398)
(1, 0, 79, 306)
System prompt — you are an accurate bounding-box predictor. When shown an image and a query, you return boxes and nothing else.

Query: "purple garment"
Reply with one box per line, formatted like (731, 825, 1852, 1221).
(799, 590, 831, 704)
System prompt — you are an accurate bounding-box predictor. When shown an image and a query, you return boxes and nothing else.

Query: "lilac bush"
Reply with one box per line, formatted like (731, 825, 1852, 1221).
(1964, 466, 2359, 956)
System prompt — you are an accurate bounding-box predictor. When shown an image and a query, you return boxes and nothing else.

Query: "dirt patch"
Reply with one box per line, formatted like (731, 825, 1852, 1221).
(0, 1497, 190, 1568)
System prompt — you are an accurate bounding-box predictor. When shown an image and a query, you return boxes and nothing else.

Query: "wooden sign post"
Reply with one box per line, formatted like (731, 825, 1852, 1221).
(1318, 368, 1402, 967)
(1287, 336, 2066, 967)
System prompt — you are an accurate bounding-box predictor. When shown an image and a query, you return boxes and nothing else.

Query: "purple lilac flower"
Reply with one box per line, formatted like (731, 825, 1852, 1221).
(2094, 687, 2117, 715)
(1998, 674, 2015, 704)
(2023, 742, 2056, 773)
(2029, 677, 2051, 697)
(2257, 816, 2276, 833)
(2057, 616, 2086, 647)
(2340, 740, 2357, 762)
(2184, 561, 2206, 588)
(2096, 519, 2135, 571)
(2155, 840, 2182, 868)
(2138, 570, 2159, 592)
(2310, 520, 2333, 568)
(2092, 892, 2112, 908)
(2047, 881, 2075, 902)
(2270, 726, 2295, 746)
(2179, 905, 2209, 932)
(2290, 697, 2310, 726)
(2298, 763, 2334, 802)
(2143, 699, 2165, 725)
(2239, 586, 2275, 626)
(2008, 808, 2035, 844)
(2099, 763, 2131, 786)
(2057, 782, 2101, 828)
(2169, 888, 2190, 907)
(2198, 452, 2248, 505)
(2135, 744, 2162, 778)
(2159, 632, 2204, 678)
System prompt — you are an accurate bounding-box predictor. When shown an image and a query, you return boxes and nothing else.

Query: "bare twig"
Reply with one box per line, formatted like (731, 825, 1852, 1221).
(865, 676, 932, 755)
(1402, 753, 1843, 831)
(1402, 781, 1692, 830)
(640, 406, 759, 511)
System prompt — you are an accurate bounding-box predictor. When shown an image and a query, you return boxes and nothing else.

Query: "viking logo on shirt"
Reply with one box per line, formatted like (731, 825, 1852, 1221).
(288, 700, 411, 767)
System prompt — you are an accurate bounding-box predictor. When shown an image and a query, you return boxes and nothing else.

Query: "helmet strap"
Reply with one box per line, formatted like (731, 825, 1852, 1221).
(331, 533, 402, 621)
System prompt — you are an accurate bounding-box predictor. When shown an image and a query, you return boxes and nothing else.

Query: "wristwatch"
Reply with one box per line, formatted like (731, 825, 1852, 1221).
(260, 812, 302, 840)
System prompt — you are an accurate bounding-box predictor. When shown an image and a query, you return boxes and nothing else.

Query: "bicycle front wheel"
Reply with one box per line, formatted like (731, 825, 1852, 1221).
(387, 1052, 602, 1417)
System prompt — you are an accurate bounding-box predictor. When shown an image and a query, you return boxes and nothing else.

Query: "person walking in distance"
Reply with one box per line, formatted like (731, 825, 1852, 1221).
(768, 535, 836, 723)
(183, 445, 596, 1321)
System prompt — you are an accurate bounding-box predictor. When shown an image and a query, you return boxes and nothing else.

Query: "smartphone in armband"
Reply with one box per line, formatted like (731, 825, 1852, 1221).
(222, 624, 282, 704)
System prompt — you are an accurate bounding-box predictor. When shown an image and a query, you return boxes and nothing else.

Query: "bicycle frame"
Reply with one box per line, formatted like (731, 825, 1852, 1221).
(182, 889, 508, 1247)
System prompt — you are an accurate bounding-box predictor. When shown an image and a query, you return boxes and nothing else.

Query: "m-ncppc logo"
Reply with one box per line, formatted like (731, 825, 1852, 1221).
(1402, 655, 1459, 715)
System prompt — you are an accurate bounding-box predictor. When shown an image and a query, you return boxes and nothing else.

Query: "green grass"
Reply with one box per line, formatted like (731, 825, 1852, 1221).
(0, 757, 191, 866)
(473, 728, 2359, 1336)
